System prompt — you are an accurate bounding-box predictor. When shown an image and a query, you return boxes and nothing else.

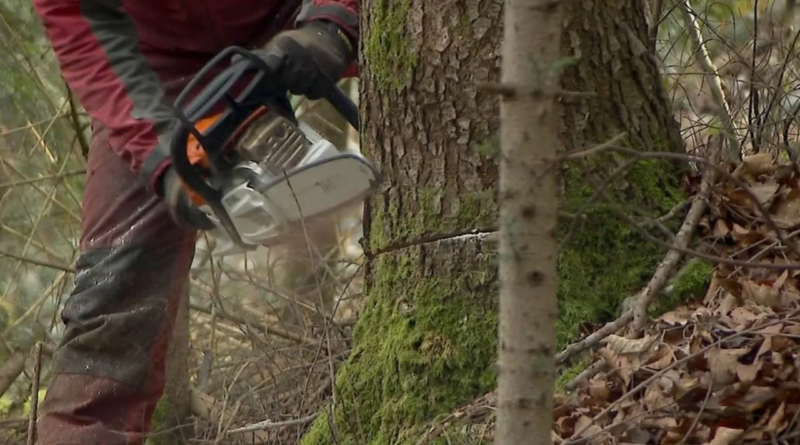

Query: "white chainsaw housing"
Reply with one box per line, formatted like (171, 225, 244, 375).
(198, 119, 380, 257)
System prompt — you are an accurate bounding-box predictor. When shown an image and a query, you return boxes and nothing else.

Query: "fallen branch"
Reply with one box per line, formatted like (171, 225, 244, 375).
(564, 359, 608, 393)
(556, 311, 632, 365)
(632, 162, 717, 331)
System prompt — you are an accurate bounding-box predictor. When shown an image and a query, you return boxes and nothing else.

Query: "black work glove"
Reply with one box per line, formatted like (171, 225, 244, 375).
(161, 166, 216, 231)
(256, 20, 356, 99)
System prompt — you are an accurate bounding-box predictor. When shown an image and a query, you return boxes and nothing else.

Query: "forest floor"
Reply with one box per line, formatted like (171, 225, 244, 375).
(414, 153, 800, 445)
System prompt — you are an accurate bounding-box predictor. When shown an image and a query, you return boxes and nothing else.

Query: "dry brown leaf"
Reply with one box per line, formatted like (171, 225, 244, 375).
(771, 187, 800, 228)
(643, 385, 668, 411)
(748, 182, 781, 206)
(705, 427, 744, 445)
(623, 426, 651, 444)
(740, 153, 774, 177)
(773, 270, 790, 289)
(641, 417, 678, 429)
(716, 293, 738, 322)
(731, 225, 767, 248)
(589, 381, 611, 401)
(783, 322, 800, 335)
(659, 308, 692, 325)
(598, 347, 635, 387)
(605, 334, 657, 356)
(742, 280, 781, 306)
(713, 219, 731, 237)
(735, 361, 761, 383)
(741, 386, 779, 412)
(575, 416, 603, 439)
(706, 348, 748, 387)
(703, 275, 723, 305)
(645, 345, 675, 371)
(766, 401, 787, 432)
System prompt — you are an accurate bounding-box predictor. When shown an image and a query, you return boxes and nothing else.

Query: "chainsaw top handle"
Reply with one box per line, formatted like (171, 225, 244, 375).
(169, 46, 359, 206)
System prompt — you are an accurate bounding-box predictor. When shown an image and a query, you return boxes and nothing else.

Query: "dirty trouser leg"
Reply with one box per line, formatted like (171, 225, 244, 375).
(36, 122, 197, 445)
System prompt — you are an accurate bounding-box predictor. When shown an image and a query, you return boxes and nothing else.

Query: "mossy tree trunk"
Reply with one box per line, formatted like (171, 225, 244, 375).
(556, 0, 684, 345)
(301, 0, 684, 443)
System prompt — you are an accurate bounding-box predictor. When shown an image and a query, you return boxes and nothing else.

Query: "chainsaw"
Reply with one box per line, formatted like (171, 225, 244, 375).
(166, 46, 381, 257)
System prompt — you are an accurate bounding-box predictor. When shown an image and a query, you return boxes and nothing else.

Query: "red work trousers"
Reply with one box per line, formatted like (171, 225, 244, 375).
(36, 121, 197, 445)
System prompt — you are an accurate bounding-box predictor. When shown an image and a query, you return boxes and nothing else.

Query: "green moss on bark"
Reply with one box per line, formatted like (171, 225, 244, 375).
(302, 241, 497, 445)
(364, 0, 416, 92)
(368, 187, 497, 251)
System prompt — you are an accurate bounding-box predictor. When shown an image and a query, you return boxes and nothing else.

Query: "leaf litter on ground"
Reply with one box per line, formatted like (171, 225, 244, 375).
(553, 154, 800, 445)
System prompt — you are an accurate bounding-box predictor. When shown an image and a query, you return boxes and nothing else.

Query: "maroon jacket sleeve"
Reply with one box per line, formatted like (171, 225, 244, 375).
(32, 0, 177, 194)
(297, 0, 359, 77)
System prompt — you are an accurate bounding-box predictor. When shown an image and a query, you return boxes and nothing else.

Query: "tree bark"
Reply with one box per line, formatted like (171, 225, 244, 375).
(301, 0, 683, 443)
(496, 0, 562, 443)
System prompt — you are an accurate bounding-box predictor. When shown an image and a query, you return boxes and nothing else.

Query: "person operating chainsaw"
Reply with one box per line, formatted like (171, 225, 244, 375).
(30, 1, 358, 444)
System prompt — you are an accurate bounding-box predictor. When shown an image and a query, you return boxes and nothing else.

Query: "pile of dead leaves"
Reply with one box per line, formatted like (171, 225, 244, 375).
(554, 153, 800, 445)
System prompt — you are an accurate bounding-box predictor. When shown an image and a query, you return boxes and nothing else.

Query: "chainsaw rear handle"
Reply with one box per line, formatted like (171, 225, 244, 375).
(170, 46, 359, 206)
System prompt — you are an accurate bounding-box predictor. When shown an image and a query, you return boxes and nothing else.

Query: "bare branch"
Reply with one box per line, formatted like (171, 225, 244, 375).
(680, 0, 743, 161)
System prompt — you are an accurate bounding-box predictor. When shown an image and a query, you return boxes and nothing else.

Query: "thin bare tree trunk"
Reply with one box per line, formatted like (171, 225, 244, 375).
(496, 0, 562, 444)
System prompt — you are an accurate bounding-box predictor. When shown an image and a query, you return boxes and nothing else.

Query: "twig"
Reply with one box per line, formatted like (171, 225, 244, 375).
(656, 200, 690, 223)
(556, 310, 632, 365)
(632, 160, 717, 331)
(563, 359, 608, 392)
(0, 418, 27, 430)
(0, 248, 76, 273)
(648, 0, 665, 49)
(0, 169, 85, 189)
(0, 351, 26, 398)
(189, 303, 319, 346)
(476, 81, 595, 99)
(65, 83, 90, 158)
(680, 0, 743, 162)
(225, 413, 318, 434)
(27, 342, 43, 445)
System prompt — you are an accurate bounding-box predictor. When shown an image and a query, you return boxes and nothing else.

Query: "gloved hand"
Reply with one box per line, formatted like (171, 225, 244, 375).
(255, 20, 355, 99)
(160, 166, 216, 231)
